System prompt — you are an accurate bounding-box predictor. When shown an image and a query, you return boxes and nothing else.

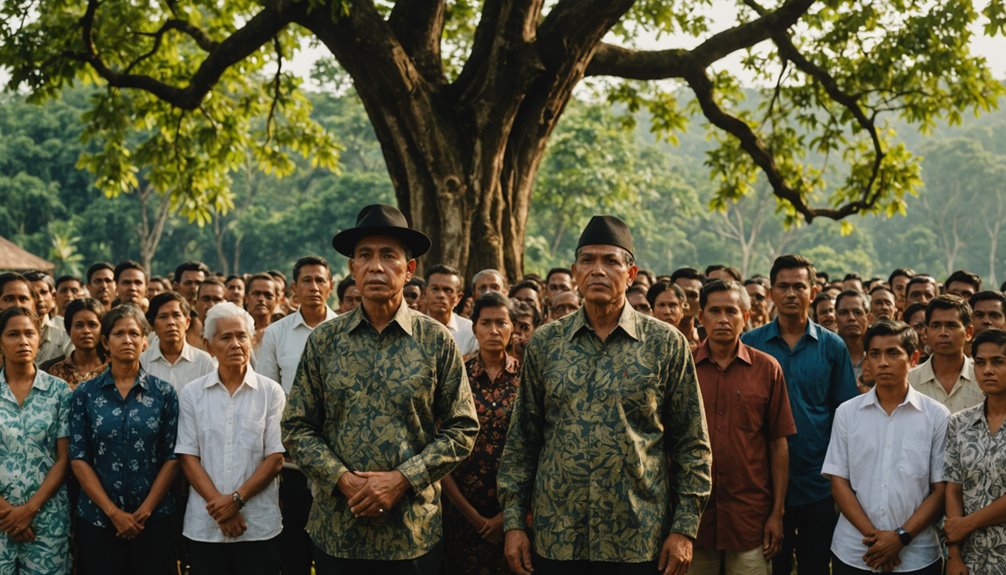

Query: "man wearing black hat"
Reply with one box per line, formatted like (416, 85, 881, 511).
(498, 215, 712, 575)
(281, 204, 479, 573)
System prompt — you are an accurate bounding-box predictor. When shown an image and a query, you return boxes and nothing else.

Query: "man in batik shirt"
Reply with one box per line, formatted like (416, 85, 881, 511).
(282, 204, 479, 574)
(498, 215, 712, 575)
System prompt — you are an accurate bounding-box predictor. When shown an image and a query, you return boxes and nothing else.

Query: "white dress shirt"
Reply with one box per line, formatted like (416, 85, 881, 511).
(446, 313, 479, 357)
(822, 386, 950, 572)
(909, 355, 983, 413)
(140, 342, 217, 394)
(175, 367, 286, 543)
(256, 307, 337, 394)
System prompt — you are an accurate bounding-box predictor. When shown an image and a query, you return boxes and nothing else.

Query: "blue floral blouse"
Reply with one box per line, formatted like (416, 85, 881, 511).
(69, 368, 178, 528)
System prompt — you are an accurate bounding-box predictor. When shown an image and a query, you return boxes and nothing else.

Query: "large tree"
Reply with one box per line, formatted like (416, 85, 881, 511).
(3, 0, 1003, 278)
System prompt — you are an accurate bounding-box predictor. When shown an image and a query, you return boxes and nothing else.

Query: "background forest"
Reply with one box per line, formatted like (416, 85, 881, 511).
(3, 80, 1005, 284)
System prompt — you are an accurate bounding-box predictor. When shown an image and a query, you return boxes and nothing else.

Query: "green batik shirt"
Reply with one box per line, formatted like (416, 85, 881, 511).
(281, 300, 479, 560)
(497, 304, 712, 562)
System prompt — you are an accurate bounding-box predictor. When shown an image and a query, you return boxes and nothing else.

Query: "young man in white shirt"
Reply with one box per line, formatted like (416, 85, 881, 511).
(823, 319, 949, 574)
(176, 302, 286, 574)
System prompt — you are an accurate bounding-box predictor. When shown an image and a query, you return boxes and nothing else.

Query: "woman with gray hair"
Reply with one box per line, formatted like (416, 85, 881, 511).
(176, 302, 286, 574)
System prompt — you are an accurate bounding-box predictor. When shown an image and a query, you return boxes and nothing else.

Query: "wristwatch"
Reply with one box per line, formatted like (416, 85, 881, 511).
(232, 491, 246, 509)
(895, 527, 913, 545)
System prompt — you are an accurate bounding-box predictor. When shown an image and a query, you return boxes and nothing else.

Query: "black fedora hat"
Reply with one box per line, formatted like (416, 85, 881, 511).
(331, 204, 432, 258)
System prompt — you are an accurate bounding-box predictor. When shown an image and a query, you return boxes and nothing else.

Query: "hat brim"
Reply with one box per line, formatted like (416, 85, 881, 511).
(331, 226, 432, 259)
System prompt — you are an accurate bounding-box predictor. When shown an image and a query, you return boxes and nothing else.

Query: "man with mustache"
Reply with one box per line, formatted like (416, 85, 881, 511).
(498, 215, 711, 575)
(742, 254, 858, 575)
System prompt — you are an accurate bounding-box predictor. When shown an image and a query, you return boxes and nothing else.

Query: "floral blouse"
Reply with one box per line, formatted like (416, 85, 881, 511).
(69, 368, 178, 528)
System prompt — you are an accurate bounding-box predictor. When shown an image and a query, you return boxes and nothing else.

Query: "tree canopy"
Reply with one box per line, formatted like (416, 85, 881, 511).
(2, 0, 1004, 276)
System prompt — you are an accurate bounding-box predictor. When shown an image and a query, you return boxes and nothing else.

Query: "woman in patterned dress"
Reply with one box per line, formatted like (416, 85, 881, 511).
(69, 304, 178, 575)
(945, 328, 1006, 575)
(442, 292, 520, 574)
(0, 306, 72, 574)
(45, 299, 108, 390)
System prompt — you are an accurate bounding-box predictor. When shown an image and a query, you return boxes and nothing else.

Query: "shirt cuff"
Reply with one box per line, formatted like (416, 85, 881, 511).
(396, 458, 430, 492)
(503, 506, 528, 532)
(173, 445, 200, 456)
(670, 497, 704, 539)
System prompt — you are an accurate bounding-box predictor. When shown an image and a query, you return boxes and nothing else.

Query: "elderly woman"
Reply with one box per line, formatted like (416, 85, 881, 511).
(442, 292, 520, 574)
(0, 306, 72, 574)
(175, 302, 285, 574)
(46, 298, 108, 390)
(69, 304, 178, 575)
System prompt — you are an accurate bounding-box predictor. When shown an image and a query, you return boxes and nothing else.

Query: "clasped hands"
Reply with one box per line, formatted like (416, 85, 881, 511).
(861, 530, 903, 572)
(0, 501, 37, 542)
(338, 470, 410, 518)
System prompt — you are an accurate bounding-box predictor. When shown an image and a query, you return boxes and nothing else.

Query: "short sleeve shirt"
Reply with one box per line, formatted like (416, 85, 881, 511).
(944, 402, 1006, 572)
(742, 319, 858, 506)
(0, 369, 72, 537)
(175, 368, 286, 543)
(822, 387, 949, 571)
(69, 368, 179, 528)
(693, 341, 796, 551)
(909, 356, 983, 413)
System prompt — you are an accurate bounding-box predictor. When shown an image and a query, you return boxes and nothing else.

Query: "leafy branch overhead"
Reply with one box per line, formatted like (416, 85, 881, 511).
(1, 0, 1003, 270)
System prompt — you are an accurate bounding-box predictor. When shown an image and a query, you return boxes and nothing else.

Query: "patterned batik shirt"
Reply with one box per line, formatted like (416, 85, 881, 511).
(944, 402, 1006, 572)
(497, 304, 712, 562)
(69, 368, 179, 528)
(282, 300, 479, 560)
(0, 369, 72, 538)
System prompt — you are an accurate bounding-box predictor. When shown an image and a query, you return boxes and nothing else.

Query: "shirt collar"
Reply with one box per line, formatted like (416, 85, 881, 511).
(860, 384, 924, 412)
(0, 368, 54, 392)
(566, 303, 640, 342)
(914, 355, 973, 383)
(203, 367, 259, 390)
(445, 312, 460, 331)
(293, 306, 337, 329)
(469, 353, 520, 378)
(348, 299, 415, 337)
(98, 367, 151, 390)
(694, 339, 753, 366)
(765, 318, 819, 342)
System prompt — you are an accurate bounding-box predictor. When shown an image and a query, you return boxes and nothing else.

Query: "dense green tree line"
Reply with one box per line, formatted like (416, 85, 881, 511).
(2, 84, 1004, 283)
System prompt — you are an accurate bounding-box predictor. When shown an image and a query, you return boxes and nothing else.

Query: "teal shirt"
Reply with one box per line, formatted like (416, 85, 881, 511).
(282, 300, 479, 560)
(0, 369, 71, 538)
(497, 305, 712, 562)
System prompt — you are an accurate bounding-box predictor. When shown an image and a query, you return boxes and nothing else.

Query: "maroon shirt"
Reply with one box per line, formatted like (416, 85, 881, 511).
(693, 339, 797, 551)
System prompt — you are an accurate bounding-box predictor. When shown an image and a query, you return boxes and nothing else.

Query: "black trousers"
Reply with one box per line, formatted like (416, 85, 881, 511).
(75, 517, 176, 575)
(313, 543, 442, 575)
(279, 468, 314, 575)
(187, 536, 283, 575)
(832, 554, 942, 575)
(531, 554, 660, 575)
(772, 495, 837, 575)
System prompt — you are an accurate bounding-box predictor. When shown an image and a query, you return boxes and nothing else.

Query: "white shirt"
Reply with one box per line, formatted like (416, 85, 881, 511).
(446, 313, 479, 357)
(140, 342, 217, 394)
(822, 386, 950, 572)
(38, 315, 72, 366)
(256, 307, 337, 394)
(909, 355, 983, 413)
(175, 367, 286, 543)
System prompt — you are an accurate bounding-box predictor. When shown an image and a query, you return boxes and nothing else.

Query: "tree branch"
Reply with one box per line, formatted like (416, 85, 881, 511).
(587, 0, 814, 78)
(74, 0, 295, 110)
(388, 0, 446, 84)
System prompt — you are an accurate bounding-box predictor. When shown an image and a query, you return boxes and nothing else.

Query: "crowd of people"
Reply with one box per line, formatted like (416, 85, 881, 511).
(1, 203, 1006, 575)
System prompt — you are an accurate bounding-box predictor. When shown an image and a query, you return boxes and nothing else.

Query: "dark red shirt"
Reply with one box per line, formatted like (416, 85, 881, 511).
(693, 340, 796, 551)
